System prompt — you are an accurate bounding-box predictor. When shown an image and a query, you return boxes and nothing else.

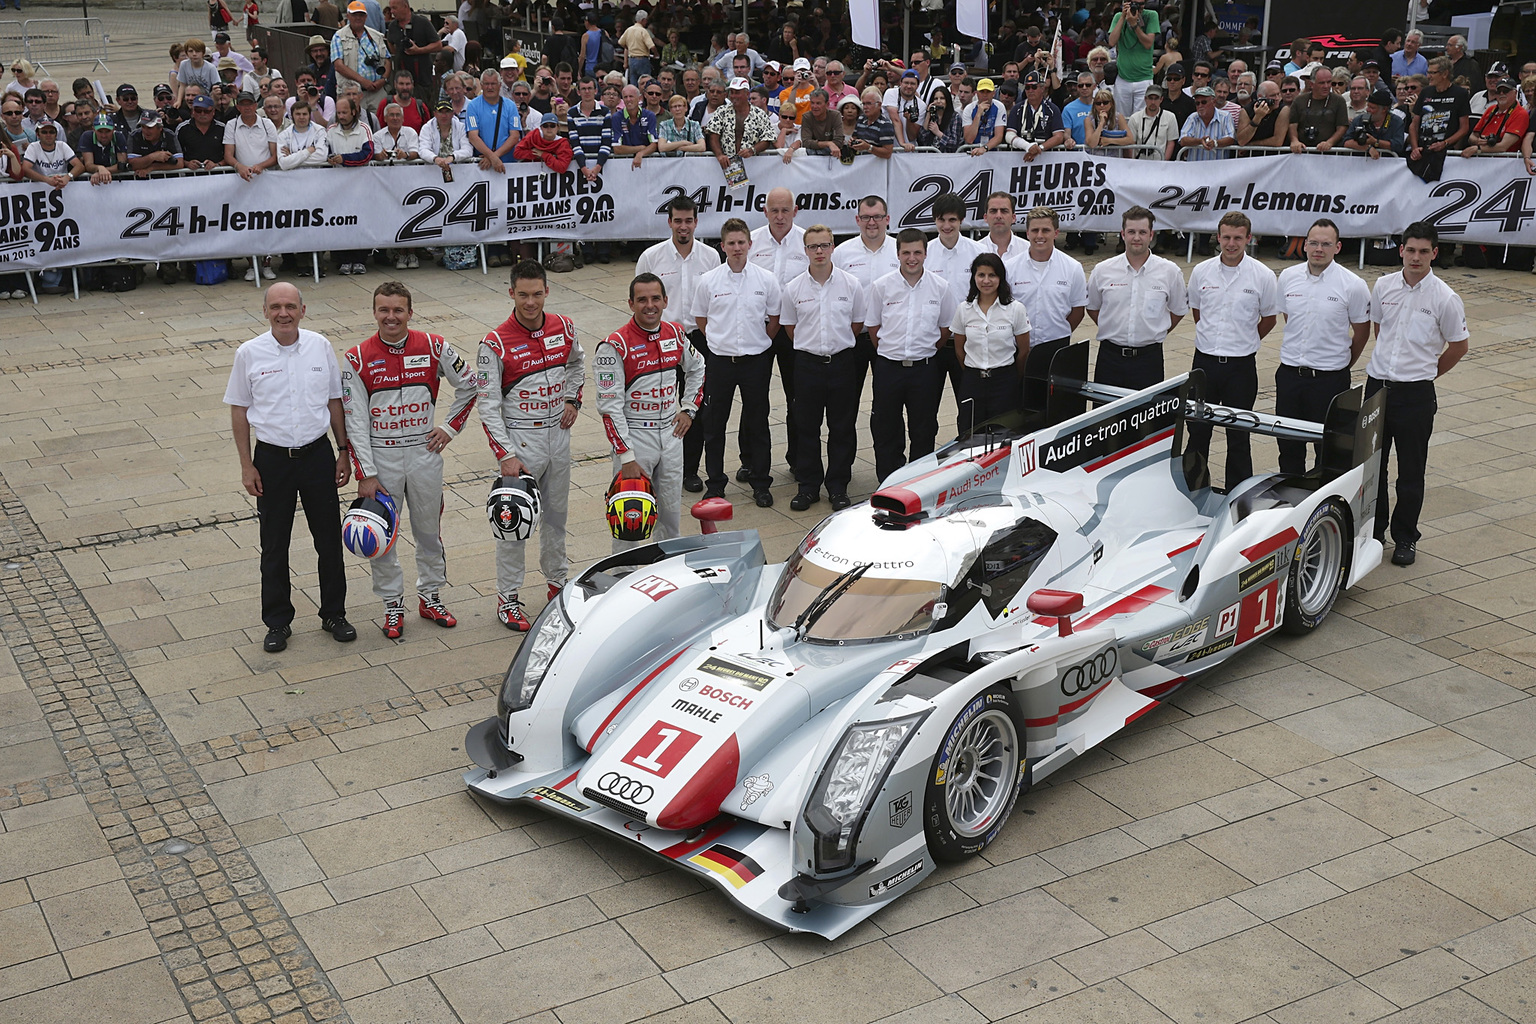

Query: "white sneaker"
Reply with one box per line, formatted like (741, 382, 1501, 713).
(354, 262, 366, 274)
(244, 266, 257, 282)
(394, 255, 409, 270)
(406, 254, 420, 269)
(261, 263, 276, 280)
(338, 263, 352, 275)
(12, 291, 25, 299)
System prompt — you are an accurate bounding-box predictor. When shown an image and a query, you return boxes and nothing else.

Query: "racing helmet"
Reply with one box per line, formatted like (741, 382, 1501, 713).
(342, 493, 399, 558)
(606, 469, 657, 542)
(487, 474, 542, 541)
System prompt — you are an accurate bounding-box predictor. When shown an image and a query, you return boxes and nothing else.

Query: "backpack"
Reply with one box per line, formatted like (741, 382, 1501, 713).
(97, 262, 142, 292)
(193, 259, 231, 285)
(441, 245, 478, 270)
(598, 31, 615, 69)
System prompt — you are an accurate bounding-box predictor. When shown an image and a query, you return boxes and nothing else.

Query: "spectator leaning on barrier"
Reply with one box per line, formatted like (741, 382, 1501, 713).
(1409, 56, 1471, 187)
(658, 93, 703, 155)
(419, 97, 471, 163)
(853, 87, 896, 159)
(1461, 79, 1527, 157)
(278, 100, 330, 167)
(465, 67, 521, 175)
(609, 84, 657, 168)
(514, 110, 572, 170)
(962, 78, 1005, 154)
(1344, 87, 1406, 158)
(1131, 84, 1179, 159)
(1288, 65, 1348, 153)
(1179, 86, 1234, 159)
(372, 101, 419, 162)
(23, 117, 81, 188)
(706, 77, 776, 167)
(1006, 71, 1064, 160)
(178, 95, 226, 168)
(1245, 80, 1291, 148)
(81, 114, 132, 185)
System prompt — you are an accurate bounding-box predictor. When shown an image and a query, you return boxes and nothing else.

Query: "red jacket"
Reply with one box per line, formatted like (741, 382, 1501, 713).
(514, 128, 573, 172)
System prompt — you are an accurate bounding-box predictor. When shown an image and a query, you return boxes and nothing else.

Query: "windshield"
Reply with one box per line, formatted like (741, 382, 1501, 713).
(768, 553, 945, 642)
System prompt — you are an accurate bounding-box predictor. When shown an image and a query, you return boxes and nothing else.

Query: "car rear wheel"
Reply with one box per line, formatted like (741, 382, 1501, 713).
(1282, 499, 1349, 634)
(924, 686, 1023, 862)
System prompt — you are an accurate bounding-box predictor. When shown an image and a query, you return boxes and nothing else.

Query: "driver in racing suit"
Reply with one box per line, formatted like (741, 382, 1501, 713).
(596, 272, 705, 551)
(342, 281, 478, 638)
(478, 260, 586, 631)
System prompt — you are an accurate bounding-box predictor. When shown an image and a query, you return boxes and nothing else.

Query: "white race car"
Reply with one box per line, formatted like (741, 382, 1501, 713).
(464, 339, 1386, 938)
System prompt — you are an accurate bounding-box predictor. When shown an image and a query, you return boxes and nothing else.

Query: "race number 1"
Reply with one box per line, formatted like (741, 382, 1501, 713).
(621, 721, 703, 778)
(1235, 580, 1279, 645)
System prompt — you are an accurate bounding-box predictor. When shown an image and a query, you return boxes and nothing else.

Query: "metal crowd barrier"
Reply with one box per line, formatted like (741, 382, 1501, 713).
(15, 18, 111, 74)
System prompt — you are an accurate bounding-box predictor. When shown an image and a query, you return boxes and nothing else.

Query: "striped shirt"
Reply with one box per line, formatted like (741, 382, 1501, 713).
(568, 102, 612, 167)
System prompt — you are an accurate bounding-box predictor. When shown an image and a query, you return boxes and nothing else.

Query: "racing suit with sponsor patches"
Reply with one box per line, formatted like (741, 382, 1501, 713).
(478, 312, 586, 595)
(595, 318, 705, 551)
(342, 330, 478, 607)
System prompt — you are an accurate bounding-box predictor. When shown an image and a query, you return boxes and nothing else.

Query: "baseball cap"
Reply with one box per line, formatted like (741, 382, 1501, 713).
(901, 68, 917, 78)
(975, 77, 995, 92)
(1368, 86, 1393, 105)
(218, 56, 238, 70)
(34, 116, 56, 130)
(214, 30, 230, 42)
(1364, 59, 1382, 70)
(949, 62, 967, 73)
(1144, 83, 1165, 98)
(236, 90, 258, 103)
(435, 99, 452, 110)
(139, 109, 162, 126)
(1023, 70, 1045, 86)
(763, 60, 781, 72)
(1487, 61, 1508, 77)
(728, 76, 751, 91)
(1192, 85, 1216, 97)
(1495, 77, 1519, 92)
(793, 57, 811, 73)
(94, 113, 115, 129)
(889, 58, 905, 69)
(1298, 61, 1321, 79)
(116, 83, 137, 97)
(191, 95, 215, 110)
(347, 1, 368, 12)
(308, 34, 327, 48)
(153, 84, 173, 98)
(1164, 62, 1185, 78)
(837, 93, 861, 110)
(1265, 60, 1284, 73)
(500, 56, 519, 69)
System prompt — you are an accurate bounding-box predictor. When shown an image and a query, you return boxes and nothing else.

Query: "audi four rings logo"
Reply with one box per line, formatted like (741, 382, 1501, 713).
(1060, 649, 1118, 697)
(597, 772, 655, 804)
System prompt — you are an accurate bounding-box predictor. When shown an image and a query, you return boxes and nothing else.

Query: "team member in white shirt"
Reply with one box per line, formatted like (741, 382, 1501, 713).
(224, 284, 356, 653)
(1012, 206, 1088, 348)
(979, 190, 1028, 265)
(748, 186, 810, 479)
(926, 192, 983, 402)
(636, 195, 721, 492)
(1363, 220, 1469, 566)
(1274, 217, 1371, 475)
(866, 228, 960, 482)
(950, 253, 1032, 431)
(1087, 205, 1189, 389)
(1184, 211, 1279, 486)
(780, 224, 866, 511)
(834, 194, 899, 399)
(693, 218, 783, 506)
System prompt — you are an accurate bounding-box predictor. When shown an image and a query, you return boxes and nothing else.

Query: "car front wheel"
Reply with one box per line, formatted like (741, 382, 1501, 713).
(924, 686, 1024, 862)
(1282, 499, 1349, 634)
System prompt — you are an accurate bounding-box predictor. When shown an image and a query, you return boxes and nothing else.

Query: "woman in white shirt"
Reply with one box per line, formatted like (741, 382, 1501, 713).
(950, 253, 1032, 432)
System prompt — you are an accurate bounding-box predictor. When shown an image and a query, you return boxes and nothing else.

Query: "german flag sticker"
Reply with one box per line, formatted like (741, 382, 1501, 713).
(688, 844, 763, 889)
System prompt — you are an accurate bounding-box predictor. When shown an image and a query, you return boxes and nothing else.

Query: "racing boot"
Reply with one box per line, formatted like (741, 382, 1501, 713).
(497, 593, 531, 632)
(418, 594, 457, 628)
(547, 581, 563, 602)
(382, 602, 405, 640)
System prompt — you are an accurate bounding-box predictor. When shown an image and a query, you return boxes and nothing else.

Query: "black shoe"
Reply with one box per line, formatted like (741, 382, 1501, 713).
(790, 491, 818, 511)
(322, 616, 357, 642)
(683, 474, 704, 493)
(262, 625, 291, 652)
(703, 485, 726, 500)
(735, 466, 751, 483)
(1391, 542, 1417, 566)
(754, 490, 774, 508)
(829, 493, 852, 511)
(597, 252, 610, 264)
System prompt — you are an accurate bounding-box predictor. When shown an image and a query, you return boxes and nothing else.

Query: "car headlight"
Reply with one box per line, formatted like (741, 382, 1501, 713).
(803, 712, 926, 874)
(498, 598, 573, 717)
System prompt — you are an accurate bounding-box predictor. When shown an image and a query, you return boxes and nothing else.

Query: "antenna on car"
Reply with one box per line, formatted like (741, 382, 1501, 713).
(961, 397, 975, 445)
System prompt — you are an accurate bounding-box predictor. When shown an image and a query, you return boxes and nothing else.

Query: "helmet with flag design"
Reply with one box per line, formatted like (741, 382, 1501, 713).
(487, 474, 542, 541)
(606, 468, 657, 542)
(342, 493, 399, 558)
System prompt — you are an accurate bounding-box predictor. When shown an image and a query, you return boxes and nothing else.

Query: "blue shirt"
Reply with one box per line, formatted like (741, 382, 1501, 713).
(464, 95, 520, 152)
(359, 0, 384, 33)
(609, 106, 657, 148)
(1062, 98, 1092, 144)
(1391, 51, 1428, 79)
(583, 28, 601, 73)
(1179, 108, 1235, 159)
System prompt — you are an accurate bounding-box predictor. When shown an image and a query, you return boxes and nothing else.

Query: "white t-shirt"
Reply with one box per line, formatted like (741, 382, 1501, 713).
(223, 115, 280, 166)
(23, 140, 75, 177)
(443, 28, 467, 71)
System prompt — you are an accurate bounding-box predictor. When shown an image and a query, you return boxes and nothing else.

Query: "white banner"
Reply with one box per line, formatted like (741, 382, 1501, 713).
(956, 0, 989, 42)
(1, 150, 1532, 271)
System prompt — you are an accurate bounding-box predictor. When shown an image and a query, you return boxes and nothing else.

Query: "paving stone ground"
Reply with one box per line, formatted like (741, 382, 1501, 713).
(6, 16, 1536, 1024)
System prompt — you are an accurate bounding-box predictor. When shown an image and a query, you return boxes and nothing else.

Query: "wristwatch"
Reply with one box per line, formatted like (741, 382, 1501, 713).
(565, 398, 582, 410)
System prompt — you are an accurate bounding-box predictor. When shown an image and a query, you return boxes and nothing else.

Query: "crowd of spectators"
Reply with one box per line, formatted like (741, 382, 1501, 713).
(2, 0, 1535, 295)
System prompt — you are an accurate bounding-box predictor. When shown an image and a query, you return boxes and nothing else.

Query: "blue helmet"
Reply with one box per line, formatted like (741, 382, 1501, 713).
(342, 493, 399, 558)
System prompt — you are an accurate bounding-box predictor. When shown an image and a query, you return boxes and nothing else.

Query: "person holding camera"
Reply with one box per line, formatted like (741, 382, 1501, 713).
(1460, 78, 1527, 157)
(1107, 0, 1159, 123)
(1343, 86, 1405, 158)
(1288, 65, 1349, 153)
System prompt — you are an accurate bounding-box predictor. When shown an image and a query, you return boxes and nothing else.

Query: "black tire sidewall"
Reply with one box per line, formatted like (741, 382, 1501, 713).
(924, 685, 1024, 862)
(1283, 499, 1348, 633)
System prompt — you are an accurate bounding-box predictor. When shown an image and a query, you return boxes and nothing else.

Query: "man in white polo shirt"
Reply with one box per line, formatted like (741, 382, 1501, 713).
(748, 186, 809, 480)
(866, 227, 959, 482)
(1363, 220, 1469, 567)
(926, 192, 983, 402)
(693, 217, 783, 506)
(1274, 217, 1371, 475)
(980, 190, 1027, 265)
(1011, 206, 1087, 348)
(1087, 205, 1189, 389)
(780, 224, 866, 512)
(636, 194, 720, 493)
(1184, 211, 1278, 487)
(223, 89, 280, 281)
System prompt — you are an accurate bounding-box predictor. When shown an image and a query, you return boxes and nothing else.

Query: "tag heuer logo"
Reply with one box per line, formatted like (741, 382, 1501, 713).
(889, 791, 913, 829)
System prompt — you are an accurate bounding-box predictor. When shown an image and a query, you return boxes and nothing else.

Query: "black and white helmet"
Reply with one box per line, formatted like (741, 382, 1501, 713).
(487, 474, 541, 541)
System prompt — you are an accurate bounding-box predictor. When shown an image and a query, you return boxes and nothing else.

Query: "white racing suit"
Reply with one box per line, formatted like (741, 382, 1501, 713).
(595, 318, 705, 551)
(477, 311, 586, 596)
(342, 330, 478, 608)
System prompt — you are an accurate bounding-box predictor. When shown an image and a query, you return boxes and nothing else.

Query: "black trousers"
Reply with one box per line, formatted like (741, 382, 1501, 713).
(872, 355, 942, 483)
(1186, 351, 1258, 486)
(771, 325, 798, 468)
(704, 351, 774, 492)
(1094, 342, 1164, 391)
(956, 362, 1021, 434)
(683, 329, 747, 478)
(936, 337, 963, 404)
(1275, 364, 1353, 475)
(1366, 376, 1436, 545)
(254, 438, 346, 630)
(792, 349, 860, 495)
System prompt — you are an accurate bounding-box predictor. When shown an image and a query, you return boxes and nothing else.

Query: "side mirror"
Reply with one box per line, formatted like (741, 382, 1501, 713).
(1027, 588, 1084, 637)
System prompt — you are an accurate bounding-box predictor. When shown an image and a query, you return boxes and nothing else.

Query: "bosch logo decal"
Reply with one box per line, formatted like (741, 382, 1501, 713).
(1060, 648, 1117, 697)
(596, 772, 654, 804)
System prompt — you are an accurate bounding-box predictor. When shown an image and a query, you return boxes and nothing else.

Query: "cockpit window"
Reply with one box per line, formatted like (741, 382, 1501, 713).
(768, 554, 944, 642)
